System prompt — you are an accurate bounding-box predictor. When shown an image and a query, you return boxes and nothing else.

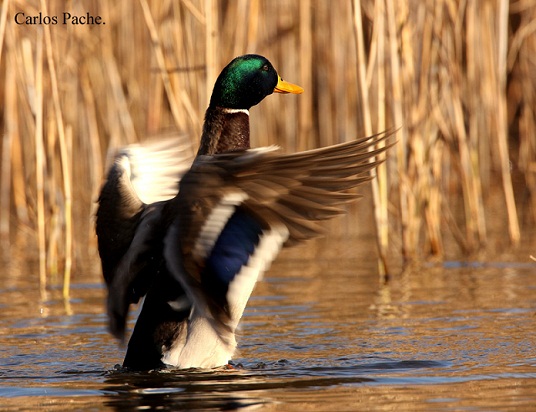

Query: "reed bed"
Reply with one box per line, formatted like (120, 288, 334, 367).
(0, 0, 535, 292)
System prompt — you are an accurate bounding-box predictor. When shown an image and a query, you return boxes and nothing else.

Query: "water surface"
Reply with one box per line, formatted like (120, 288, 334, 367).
(0, 236, 535, 411)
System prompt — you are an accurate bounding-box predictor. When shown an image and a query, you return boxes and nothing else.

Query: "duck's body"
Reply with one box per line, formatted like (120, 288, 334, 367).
(96, 54, 393, 371)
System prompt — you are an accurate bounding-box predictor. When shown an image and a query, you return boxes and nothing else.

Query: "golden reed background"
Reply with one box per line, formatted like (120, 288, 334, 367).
(0, 0, 535, 292)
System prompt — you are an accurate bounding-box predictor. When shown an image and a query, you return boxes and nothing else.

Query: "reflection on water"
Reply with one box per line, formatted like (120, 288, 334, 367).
(0, 234, 536, 410)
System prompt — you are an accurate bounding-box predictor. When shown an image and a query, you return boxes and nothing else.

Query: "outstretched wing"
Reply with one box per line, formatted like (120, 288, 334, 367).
(96, 136, 194, 339)
(164, 130, 395, 336)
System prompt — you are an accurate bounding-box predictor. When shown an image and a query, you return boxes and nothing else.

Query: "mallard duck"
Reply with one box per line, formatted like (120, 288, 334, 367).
(96, 54, 393, 370)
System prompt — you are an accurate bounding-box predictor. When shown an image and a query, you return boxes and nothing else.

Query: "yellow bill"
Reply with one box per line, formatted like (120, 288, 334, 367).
(274, 76, 304, 94)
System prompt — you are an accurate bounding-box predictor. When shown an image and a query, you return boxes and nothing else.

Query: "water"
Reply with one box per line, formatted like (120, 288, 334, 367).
(1, 237, 536, 411)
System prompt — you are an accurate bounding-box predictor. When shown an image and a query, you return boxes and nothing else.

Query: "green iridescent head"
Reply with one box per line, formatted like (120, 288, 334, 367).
(209, 54, 303, 109)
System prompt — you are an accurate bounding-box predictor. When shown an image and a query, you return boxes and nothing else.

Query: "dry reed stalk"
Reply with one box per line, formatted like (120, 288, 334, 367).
(33, 32, 47, 298)
(1, 61, 15, 242)
(452, 72, 482, 250)
(40, 0, 73, 298)
(80, 66, 103, 243)
(0, 0, 8, 70)
(204, 0, 217, 105)
(385, 0, 410, 259)
(8, 22, 33, 231)
(246, 0, 260, 52)
(8, 111, 29, 229)
(372, 0, 389, 275)
(513, 8, 536, 223)
(427, 140, 444, 254)
(425, 2, 449, 254)
(352, 0, 390, 275)
(311, 2, 332, 149)
(297, 0, 312, 152)
(228, 0, 247, 55)
(496, 0, 520, 245)
(464, 1, 487, 246)
(451, 1, 483, 249)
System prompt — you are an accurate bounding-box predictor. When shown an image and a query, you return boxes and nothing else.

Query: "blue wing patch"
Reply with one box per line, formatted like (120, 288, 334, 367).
(201, 208, 263, 311)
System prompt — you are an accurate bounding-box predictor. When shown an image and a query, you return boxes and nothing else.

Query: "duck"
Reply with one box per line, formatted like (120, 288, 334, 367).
(96, 54, 394, 371)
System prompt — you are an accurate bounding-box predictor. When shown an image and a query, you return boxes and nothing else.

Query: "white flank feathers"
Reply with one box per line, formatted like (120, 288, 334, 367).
(226, 225, 289, 329)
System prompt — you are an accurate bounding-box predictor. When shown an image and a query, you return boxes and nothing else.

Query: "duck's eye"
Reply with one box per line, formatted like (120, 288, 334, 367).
(261, 64, 269, 71)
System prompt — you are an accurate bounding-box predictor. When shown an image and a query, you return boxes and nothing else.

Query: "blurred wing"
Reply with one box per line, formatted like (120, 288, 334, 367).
(96, 136, 194, 339)
(165, 130, 395, 334)
(123, 137, 194, 204)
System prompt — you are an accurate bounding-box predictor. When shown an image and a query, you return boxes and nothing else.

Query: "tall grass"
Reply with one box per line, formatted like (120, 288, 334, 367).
(0, 0, 535, 292)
